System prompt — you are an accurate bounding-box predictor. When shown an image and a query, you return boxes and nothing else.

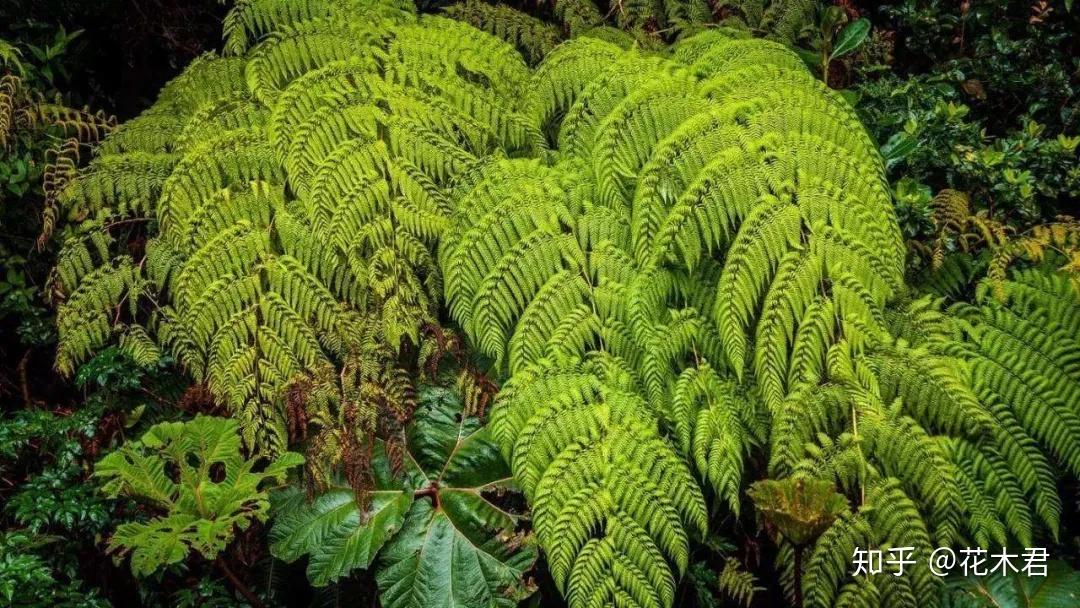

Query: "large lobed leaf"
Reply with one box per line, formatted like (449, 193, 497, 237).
(96, 416, 304, 576)
(269, 442, 414, 586)
(270, 385, 537, 606)
(942, 559, 1080, 608)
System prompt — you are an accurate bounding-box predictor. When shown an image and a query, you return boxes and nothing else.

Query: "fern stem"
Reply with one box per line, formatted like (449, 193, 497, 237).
(793, 544, 804, 608)
(851, 399, 864, 507)
(17, 350, 33, 408)
(104, 217, 154, 230)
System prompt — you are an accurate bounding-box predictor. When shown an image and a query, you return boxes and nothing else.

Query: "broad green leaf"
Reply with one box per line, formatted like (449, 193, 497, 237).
(376, 386, 536, 608)
(794, 47, 820, 71)
(111, 514, 199, 577)
(820, 6, 846, 41)
(406, 385, 513, 488)
(269, 385, 535, 602)
(0, 38, 23, 74)
(269, 443, 414, 586)
(942, 560, 1080, 608)
(880, 132, 919, 171)
(830, 18, 871, 60)
(748, 478, 847, 546)
(377, 498, 534, 608)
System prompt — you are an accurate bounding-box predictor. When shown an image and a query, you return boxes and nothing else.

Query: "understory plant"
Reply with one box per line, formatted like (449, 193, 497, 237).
(96, 416, 303, 578)
(269, 384, 535, 607)
(853, 0, 1080, 246)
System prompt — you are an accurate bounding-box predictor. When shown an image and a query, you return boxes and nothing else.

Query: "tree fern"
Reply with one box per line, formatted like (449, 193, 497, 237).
(441, 32, 1080, 608)
(54, 0, 534, 456)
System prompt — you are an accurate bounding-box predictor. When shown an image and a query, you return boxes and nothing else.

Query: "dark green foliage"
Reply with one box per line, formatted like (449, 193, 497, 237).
(444, 0, 562, 64)
(854, 0, 1080, 243)
(0, 407, 110, 607)
(879, 1, 1078, 132)
(0, 254, 54, 346)
(857, 74, 1080, 230)
(0, 0, 226, 118)
(0, 531, 110, 608)
(941, 559, 1080, 608)
(0, 396, 128, 605)
(713, 0, 816, 44)
(6, 459, 112, 535)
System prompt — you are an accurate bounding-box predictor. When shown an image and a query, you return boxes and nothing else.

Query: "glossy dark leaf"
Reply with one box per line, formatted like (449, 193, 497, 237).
(269, 440, 412, 586)
(881, 132, 919, 171)
(269, 386, 536, 603)
(831, 18, 871, 60)
(270, 487, 412, 585)
(942, 560, 1080, 608)
(377, 385, 535, 608)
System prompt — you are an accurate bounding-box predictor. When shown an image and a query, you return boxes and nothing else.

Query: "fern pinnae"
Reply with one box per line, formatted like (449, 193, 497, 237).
(714, 195, 802, 377)
(803, 512, 873, 608)
(97, 113, 186, 155)
(980, 395, 1063, 535)
(443, 0, 563, 65)
(689, 37, 805, 78)
(755, 246, 822, 409)
(947, 438, 1035, 546)
(156, 53, 250, 116)
(524, 36, 624, 138)
(590, 80, 708, 209)
(245, 17, 387, 106)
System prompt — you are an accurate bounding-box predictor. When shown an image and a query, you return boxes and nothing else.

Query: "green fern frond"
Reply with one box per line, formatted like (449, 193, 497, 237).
(444, 1, 563, 65)
(716, 557, 760, 607)
(55, 257, 142, 375)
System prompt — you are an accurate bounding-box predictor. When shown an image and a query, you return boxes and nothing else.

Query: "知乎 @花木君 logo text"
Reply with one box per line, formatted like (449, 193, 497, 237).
(851, 547, 1048, 577)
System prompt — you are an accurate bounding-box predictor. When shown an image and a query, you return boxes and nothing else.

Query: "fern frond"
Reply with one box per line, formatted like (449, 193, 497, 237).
(444, 1, 563, 65)
(56, 257, 142, 375)
(716, 557, 760, 607)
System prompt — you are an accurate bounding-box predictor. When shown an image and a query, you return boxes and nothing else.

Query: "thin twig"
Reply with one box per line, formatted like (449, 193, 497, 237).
(17, 351, 33, 408)
(216, 558, 266, 608)
(104, 217, 154, 230)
